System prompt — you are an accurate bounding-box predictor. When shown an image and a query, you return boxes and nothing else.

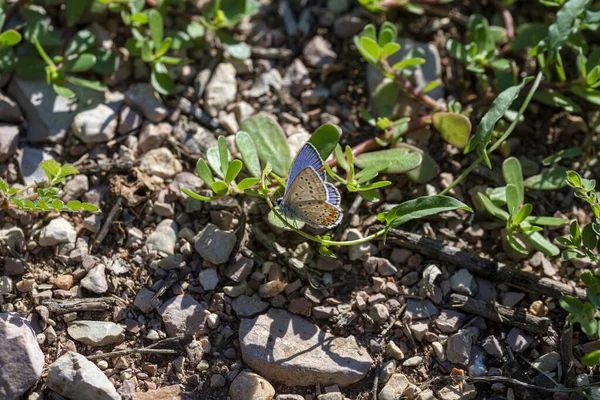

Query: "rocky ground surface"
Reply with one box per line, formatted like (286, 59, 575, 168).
(0, 1, 599, 400)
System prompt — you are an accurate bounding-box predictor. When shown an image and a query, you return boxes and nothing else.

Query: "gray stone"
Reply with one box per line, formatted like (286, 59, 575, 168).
(140, 147, 183, 179)
(194, 223, 236, 264)
(199, 268, 220, 291)
(146, 219, 178, 255)
(367, 38, 443, 103)
(404, 299, 440, 320)
(0, 225, 24, 250)
(0, 124, 19, 163)
(246, 69, 283, 98)
(61, 174, 89, 202)
(67, 321, 125, 346)
(158, 294, 210, 337)
(334, 15, 366, 39)
(403, 356, 423, 367)
(301, 88, 330, 106)
(117, 105, 143, 134)
(482, 335, 503, 359)
(71, 104, 117, 143)
(437, 383, 477, 400)
(224, 256, 254, 282)
(369, 303, 390, 324)
(447, 329, 472, 366)
(0, 91, 23, 123)
(0, 313, 44, 400)
(232, 295, 269, 318)
(124, 83, 168, 122)
(532, 351, 560, 372)
(205, 63, 237, 117)
(7, 77, 79, 143)
(283, 59, 311, 95)
(231, 101, 255, 123)
(47, 351, 120, 400)
(138, 122, 172, 153)
(475, 278, 497, 302)
(240, 308, 372, 387)
(506, 328, 533, 353)
(81, 263, 108, 294)
(501, 292, 525, 307)
(303, 36, 337, 68)
(435, 309, 465, 334)
(229, 370, 275, 400)
(450, 269, 477, 296)
(39, 217, 77, 247)
(18, 147, 54, 186)
(134, 287, 162, 313)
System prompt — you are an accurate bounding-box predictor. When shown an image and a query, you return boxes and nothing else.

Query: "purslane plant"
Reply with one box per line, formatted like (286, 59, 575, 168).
(0, 160, 99, 213)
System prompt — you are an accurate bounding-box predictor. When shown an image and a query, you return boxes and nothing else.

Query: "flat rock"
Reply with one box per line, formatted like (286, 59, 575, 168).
(0, 124, 19, 163)
(47, 351, 120, 400)
(435, 309, 465, 334)
(447, 329, 472, 366)
(205, 63, 237, 117)
(379, 373, 409, 400)
(532, 351, 560, 372)
(18, 147, 54, 186)
(140, 147, 183, 179)
(133, 385, 183, 400)
(0, 225, 24, 250)
(232, 294, 269, 318)
(67, 321, 125, 346)
(506, 327, 533, 353)
(81, 263, 108, 294)
(229, 370, 275, 400)
(124, 83, 168, 122)
(158, 294, 209, 337)
(194, 223, 236, 264)
(303, 36, 337, 68)
(146, 219, 178, 255)
(239, 308, 372, 387)
(404, 299, 439, 320)
(437, 383, 477, 400)
(134, 287, 162, 313)
(71, 103, 117, 143)
(450, 269, 477, 296)
(0, 313, 44, 400)
(39, 217, 77, 247)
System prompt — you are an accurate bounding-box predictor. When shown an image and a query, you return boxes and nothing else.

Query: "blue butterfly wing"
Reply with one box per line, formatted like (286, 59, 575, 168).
(325, 182, 341, 207)
(285, 142, 325, 194)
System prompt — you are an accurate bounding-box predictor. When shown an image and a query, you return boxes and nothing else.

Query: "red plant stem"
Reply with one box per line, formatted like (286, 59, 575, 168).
(491, 0, 515, 40)
(326, 114, 433, 169)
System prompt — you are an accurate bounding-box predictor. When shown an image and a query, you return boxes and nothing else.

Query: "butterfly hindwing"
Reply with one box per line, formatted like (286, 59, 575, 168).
(293, 201, 343, 229)
(284, 166, 328, 204)
(285, 143, 326, 194)
(325, 182, 341, 207)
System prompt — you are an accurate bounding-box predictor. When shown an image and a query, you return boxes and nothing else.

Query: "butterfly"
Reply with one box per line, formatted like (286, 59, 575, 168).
(276, 142, 343, 229)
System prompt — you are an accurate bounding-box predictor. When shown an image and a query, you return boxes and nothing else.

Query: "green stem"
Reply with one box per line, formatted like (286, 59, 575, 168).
(439, 71, 543, 196)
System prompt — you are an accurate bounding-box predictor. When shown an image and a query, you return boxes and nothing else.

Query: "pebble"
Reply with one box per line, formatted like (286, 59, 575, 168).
(124, 83, 168, 122)
(232, 294, 269, 318)
(333, 15, 366, 39)
(71, 103, 117, 143)
(379, 360, 396, 384)
(345, 229, 371, 261)
(140, 147, 183, 179)
(0, 123, 19, 163)
(211, 374, 226, 387)
(146, 219, 178, 255)
(369, 303, 390, 324)
(447, 329, 472, 366)
(0, 313, 45, 399)
(0, 91, 23, 123)
(134, 288, 162, 313)
(67, 321, 125, 346)
(437, 383, 477, 400)
(231, 101, 255, 123)
(283, 58, 311, 95)
(402, 356, 423, 367)
(39, 217, 77, 247)
(301, 88, 330, 106)
(379, 373, 409, 400)
(229, 370, 275, 400)
(0, 225, 24, 250)
(410, 321, 429, 342)
(506, 327, 533, 353)
(435, 309, 465, 334)
(194, 223, 236, 264)
(385, 341, 405, 360)
(303, 36, 337, 67)
(224, 256, 254, 282)
(240, 308, 372, 387)
(205, 63, 237, 117)
(501, 292, 525, 307)
(404, 299, 440, 320)
(133, 385, 182, 400)
(62, 174, 89, 202)
(81, 263, 108, 294)
(532, 351, 560, 372)
(54, 275, 74, 290)
(199, 268, 220, 291)
(117, 105, 143, 134)
(138, 122, 172, 153)
(432, 341, 445, 361)
(450, 269, 477, 296)
(159, 294, 209, 337)
(47, 351, 120, 400)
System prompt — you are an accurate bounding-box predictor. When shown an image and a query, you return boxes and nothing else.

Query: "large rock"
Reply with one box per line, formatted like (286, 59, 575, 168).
(18, 147, 54, 186)
(205, 63, 237, 117)
(71, 104, 117, 143)
(0, 91, 23, 123)
(0, 124, 19, 163)
(47, 351, 120, 400)
(140, 147, 182, 179)
(0, 313, 44, 400)
(146, 219, 178, 255)
(158, 294, 210, 337)
(194, 223, 236, 264)
(0, 225, 24, 250)
(39, 217, 77, 246)
(67, 321, 125, 346)
(240, 308, 372, 387)
(229, 370, 275, 400)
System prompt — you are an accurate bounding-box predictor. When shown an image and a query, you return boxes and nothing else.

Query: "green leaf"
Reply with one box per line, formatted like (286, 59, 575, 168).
(507, 233, 529, 254)
(359, 189, 381, 202)
(582, 223, 598, 249)
(65, 30, 95, 56)
(225, 159, 242, 184)
(526, 216, 569, 226)
(181, 188, 211, 201)
(381, 42, 400, 57)
(141, 40, 153, 62)
(580, 317, 598, 337)
(587, 65, 600, 86)
(478, 193, 510, 221)
(354, 148, 422, 174)
(582, 350, 600, 366)
(65, 0, 93, 26)
(206, 147, 223, 178)
(0, 178, 7, 193)
(196, 158, 215, 186)
(523, 227, 560, 256)
(235, 131, 261, 178)
(40, 159, 60, 181)
(268, 209, 304, 231)
(587, 289, 600, 309)
(67, 200, 82, 211)
(148, 9, 164, 50)
(80, 203, 99, 212)
(237, 177, 260, 191)
(536, 0, 591, 55)
(308, 124, 340, 160)
(406, 152, 440, 184)
(53, 84, 76, 99)
(155, 37, 173, 58)
(570, 220, 582, 246)
(392, 57, 426, 70)
(432, 112, 471, 148)
(91, 49, 119, 75)
(211, 181, 228, 195)
(380, 195, 472, 230)
(360, 36, 380, 62)
(534, 90, 582, 113)
(446, 39, 470, 63)
(51, 199, 64, 210)
(422, 81, 441, 94)
(0, 30, 21, 48)
(378, 21, 397, 46)
(65, 76, 107, 92)
(57, 164, 79, 180)
(571, 86, 600, 106)
(63, 53, 96, 72)
(510, 23, 548, 50)
(37, 199, 48, 210)
(334, 144, 348, 171)
(513, 204, 533, 225)
(150, 62, 175, 95)
(503, 157, 524, 204)
(218, 135, 230, 177)
(10, 198, 23, 209)
(560, 295, 585, 314)
(241, 114, 291, 177)
(465, 78, 531, 167)
(217, 30, 251, 59)
(543, 147, 583, 165)
(524, 167, 567, 190)
(506, 184, 520, 216)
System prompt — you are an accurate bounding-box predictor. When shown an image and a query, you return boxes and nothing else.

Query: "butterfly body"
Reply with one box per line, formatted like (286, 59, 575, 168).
(277, 143, 343, 229)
